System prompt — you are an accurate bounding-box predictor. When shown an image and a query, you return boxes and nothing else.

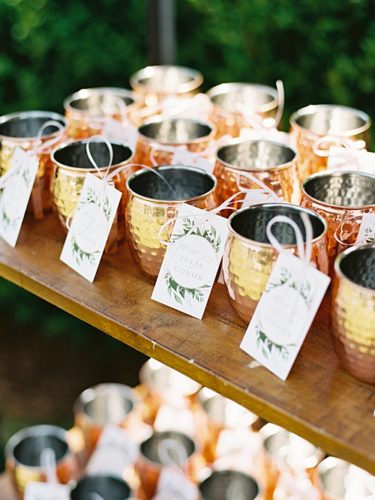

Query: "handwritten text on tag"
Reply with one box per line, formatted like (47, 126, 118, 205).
(60, 173, 121, 282)
(172, 149, 214, 174)
(241, 252, 330, 380)
(152, 204, 229, 319)
(0, 147, 39, 247)
(356, 213, 375, 244)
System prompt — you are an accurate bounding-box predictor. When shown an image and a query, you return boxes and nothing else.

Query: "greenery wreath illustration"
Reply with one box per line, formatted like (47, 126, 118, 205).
(266, 266, 313, 309)
(364, 226, 375, 244)
(256, 325, 295, 361)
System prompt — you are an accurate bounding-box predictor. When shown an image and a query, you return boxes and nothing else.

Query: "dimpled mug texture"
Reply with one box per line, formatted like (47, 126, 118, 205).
(214, 139, 300, 206)
(331, 245, 375, 384)
(223, 203, 328, 322)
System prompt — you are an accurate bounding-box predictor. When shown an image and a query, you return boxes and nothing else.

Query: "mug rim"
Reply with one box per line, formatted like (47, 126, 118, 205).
(334, 243, 375, 294)
(130, 64, 203, 95)
(289, 104, 371, 137)
(228, 202, 328, 249)
(302, 170, 375, 210)
(137, 117, 215, 146)
(64, 87, 137, 115)
(126, 164, 217, 204)
(0, 111, 67, 141)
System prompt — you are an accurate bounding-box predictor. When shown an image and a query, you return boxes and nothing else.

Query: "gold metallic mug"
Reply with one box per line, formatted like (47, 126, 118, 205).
(0, 111, 67, 218)
(213, 139, 300, 205)
(290, 104, 371, 181)
(331, 244, 375, 384)
(134, 117, 215, 167)
(125, 165, 217, 279)
(207, 83, 279, 138)
(301, 170, 375, 273)
(199, 470, 260, 500)
(222, 203, 328, 322)
(130, 65, 203, 107)
(64, 87, 139, 139)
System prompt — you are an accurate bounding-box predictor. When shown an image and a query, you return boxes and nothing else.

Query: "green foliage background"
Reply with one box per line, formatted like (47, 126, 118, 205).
(0, 0, 374, 337)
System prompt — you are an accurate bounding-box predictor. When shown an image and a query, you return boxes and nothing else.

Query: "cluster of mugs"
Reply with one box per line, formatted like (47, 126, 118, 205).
(0, 65, 374, 384)
(5, 360, 374, 499)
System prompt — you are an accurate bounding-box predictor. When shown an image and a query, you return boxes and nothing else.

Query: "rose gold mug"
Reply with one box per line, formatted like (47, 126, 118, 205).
(301, 170, 375, 273)
(331, 244, 375, 384)
(134, 117, 215, 167)
(290, 104, 371, 181)
(125, 165, 217, 279)
(223, 203, 328, 322)
(213, 139, 300, 206)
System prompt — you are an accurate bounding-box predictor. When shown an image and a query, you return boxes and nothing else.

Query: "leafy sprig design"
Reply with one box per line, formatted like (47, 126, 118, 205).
(256, 325, 295, 360)
(266, 266, 313, 309)
(265, 267, 291, 292)
(165, 271, 210, 304)
(0, 207, 19, 231)
(364, 226, 375, 244)
(172, 217, 222, 254)
(71, 235, 100, 266)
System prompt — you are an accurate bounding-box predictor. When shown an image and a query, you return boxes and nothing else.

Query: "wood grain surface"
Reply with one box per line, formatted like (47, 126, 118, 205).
(0, 213, 374, 474)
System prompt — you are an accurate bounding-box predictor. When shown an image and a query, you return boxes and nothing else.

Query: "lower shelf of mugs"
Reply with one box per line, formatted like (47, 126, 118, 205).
(0, 212, 374, 474)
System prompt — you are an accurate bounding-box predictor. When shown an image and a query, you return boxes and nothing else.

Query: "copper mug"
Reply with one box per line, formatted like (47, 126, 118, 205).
(301, 170, 375, 273)
(130, 65, 203, 107)
(290, 104, 371, 181)
(64, 87, 139, 139)
(5, 425, 78, 498)
(74, 383, 140, 459)
(213, 139, 300, 206)
(70, 474, 133, 499)
(199, 470, 260, 500)
(207, 82, 279, 138)
(222, 203, 328, 322)
(331, 244, 375, 384)
(134, 117, 215, 167)
(0, 111, 67, 218)
(125, 165, 217, 279)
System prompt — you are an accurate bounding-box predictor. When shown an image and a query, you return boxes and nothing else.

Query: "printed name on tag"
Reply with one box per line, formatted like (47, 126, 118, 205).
(154, 468, 198, 500)
(0, 147, 39, 247)
(103, 119, 138, 151)
(60, 173, 122, 282)
(172, 149, 214, 174)
(241, 252, 330, 380)
(356, 213, 375, 244)
(87, 425, 138, 477)
(24, 482, 69, 500)
(152, 204, 229, 319)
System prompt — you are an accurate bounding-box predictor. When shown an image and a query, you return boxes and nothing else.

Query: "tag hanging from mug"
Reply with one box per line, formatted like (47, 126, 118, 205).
(356, 213, 375, 244)
(240, 213, 330, 380)
(24, 483, 69, 500)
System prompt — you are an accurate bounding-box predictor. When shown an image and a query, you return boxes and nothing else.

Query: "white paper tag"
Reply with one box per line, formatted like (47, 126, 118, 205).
(87, 425, 138, 477)
(152, 204, 229, 319)
(103, 119, 138, 151)
(243, 188, 278, 206)
(327, 147, 375, 174)
(154, 468, 198, 500)
(239, 127, 291, 146)
(161, 94, 213, 122)
(241, 252, 330, 380)
(0, 147, 39, 247)
(172, 149, 214, 174)
(60, 173, 122, 282)
(24, 482, 69, 500)
(356, 213, 375, 244)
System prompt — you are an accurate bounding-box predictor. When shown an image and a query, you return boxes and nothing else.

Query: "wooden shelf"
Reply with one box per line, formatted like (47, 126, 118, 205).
(0, 213, 374, 474)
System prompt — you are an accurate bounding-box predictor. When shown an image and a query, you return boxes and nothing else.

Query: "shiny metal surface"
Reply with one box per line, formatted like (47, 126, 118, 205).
(134, 117, 214, 166)
(301, 171, 375, 272)
(199, 470, 260, 500)
(141, 431, 195, 466)
(290, 104, 371, 180)
(126, 165, 217, 278)
(71, 475, 132, 499)
(331, 244, 375, 384)
(207, 82, 278, 137)
(223, 203, 328, 322)
(214, 139, 300, 204)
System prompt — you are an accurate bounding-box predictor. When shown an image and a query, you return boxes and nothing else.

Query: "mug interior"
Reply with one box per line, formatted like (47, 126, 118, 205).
(128, 166, 215, 201)
(199, 470, 259, 500)
(141, 431, 195, 465)
(230, 204, 325, 244)
(0, 115, 65, 138)
(53, 142, 132, 169)
(303, 172, 375, 207)
(71, 475, 131, 499)
(80, 385, 134, 425)
(139, 119, 212, 143)
(210, 85, 275, 112)
(136, 66, 198, 92)
(294, 107, 367, 135)
(13, 433, 68, 467)
(218, 140, 295, 170)
(69, 93, 134, 113)
(339, 246, 375, 290)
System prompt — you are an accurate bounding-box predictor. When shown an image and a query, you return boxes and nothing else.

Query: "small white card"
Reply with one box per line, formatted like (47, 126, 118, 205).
(172, 149, 214, 174)
(152, 204, 229, 319)
(0, 147, 39, 247)
(243, 188, 278, 206)
(239, 127, 291, 146)
(327, 147, 375, 175)
(154, 468, 198, 500)
(103, 119, 138, 151)
(241, 252, 330, 380)
(60, 173, 121, 282)
(25, 482, 69, 500)
(356, 213, 375, 244)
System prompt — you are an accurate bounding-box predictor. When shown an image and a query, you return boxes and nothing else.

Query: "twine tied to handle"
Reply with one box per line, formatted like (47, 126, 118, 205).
(313, 135, 366, 171)
(40, 447, 57, 484)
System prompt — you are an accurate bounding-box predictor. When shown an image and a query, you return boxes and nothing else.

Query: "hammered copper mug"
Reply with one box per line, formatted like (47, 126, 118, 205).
(213, 139, 300, 206)
(290, 104, 371, 181)
(301, 170, 375, 273)
(134, 117, 215, 167)
(331, 244, 375, 384)
(0, 111, 67, 218)
(125, 165, 217, 279)
(222, 203, 328, 322)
